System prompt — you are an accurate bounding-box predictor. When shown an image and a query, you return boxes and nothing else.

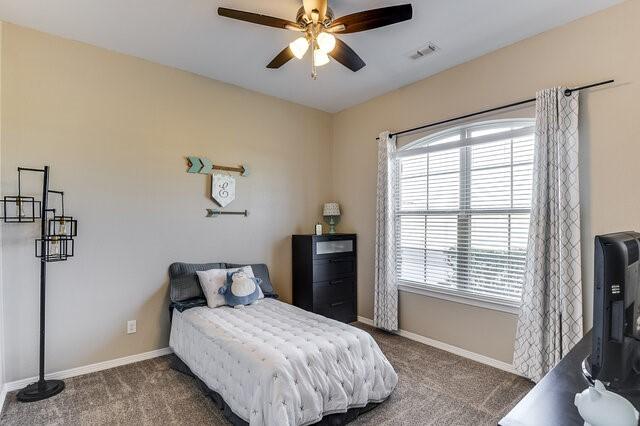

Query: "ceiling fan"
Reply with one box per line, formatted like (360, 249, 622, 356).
(218, 1, 413, 79)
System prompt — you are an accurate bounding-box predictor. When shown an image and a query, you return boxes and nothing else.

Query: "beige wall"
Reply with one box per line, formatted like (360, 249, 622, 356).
(0, 24, 332, 382)
(332, 0, 640, 363)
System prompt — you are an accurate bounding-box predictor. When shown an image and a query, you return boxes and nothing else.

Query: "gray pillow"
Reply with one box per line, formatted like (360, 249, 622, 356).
(226, 263, 277, 297)
(169, 262, 226, 302)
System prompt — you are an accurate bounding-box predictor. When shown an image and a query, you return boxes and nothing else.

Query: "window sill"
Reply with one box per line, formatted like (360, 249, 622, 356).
(398, 281, 521, 315)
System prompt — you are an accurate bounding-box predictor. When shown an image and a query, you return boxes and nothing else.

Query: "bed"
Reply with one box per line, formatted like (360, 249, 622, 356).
(167, 262, 397, 425)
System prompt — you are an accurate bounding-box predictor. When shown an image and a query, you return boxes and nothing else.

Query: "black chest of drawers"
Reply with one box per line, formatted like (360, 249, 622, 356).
(292, 234, 357, 323)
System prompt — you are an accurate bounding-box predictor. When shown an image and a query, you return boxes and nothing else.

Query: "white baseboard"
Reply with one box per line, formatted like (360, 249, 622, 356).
(357, 316, 517, 375)
(3, 347, 172, 393)
(0, 385, 7, 415)
(357, 316, 376, 327)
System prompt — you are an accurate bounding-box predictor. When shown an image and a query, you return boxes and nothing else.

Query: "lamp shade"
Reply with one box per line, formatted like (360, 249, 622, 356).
(323, 203, 340, 217)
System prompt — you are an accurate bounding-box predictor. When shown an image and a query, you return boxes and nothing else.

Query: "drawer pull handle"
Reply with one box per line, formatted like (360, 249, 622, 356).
(330, 280, 344, 285)
(330, 301, 346, 308)
(329, 259, 350, 263)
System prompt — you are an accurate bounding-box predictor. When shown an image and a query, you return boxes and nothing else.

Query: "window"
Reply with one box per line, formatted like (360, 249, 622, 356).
(395, 119, 534, 310)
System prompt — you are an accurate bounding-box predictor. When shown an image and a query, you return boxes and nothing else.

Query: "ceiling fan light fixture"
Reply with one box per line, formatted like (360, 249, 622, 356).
(218, 3, 414, 78)
(317, 32, 336, 53)
(289, 37, 310, 59)
(313, 48, 330, 66)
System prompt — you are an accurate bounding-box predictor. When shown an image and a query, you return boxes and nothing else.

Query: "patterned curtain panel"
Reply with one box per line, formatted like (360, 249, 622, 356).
(513, 88, 583, 382)
(374, 131, 399, 331)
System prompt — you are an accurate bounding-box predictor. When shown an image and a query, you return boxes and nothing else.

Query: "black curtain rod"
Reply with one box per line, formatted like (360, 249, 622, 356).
(377, 79, 614, 140)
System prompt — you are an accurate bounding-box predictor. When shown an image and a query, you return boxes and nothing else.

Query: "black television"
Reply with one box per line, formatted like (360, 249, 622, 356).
(587, 231, 640, 389)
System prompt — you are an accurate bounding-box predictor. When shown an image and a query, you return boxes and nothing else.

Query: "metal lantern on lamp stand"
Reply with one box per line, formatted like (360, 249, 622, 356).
(2, 195, 41, 223)
(323, 202, 341, 234)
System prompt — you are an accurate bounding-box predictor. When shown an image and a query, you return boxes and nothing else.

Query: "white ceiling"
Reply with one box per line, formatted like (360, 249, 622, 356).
(0, 0, 623, 112)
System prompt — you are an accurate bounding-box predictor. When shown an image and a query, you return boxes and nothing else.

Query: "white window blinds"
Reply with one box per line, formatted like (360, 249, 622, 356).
(395, 120, 534, 306)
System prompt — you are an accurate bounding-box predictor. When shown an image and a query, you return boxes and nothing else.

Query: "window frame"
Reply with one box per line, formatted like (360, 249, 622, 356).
(394, 118, 535, 314)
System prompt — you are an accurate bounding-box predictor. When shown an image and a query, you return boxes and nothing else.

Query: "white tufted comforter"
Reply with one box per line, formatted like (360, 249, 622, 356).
(169, 298, 397, 426)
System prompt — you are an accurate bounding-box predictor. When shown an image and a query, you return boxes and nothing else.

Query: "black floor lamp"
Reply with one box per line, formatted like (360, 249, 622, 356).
(1, 166, 78, 402)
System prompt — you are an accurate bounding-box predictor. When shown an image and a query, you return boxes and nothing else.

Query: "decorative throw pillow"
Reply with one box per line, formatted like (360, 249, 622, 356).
(196, 266, 263, 308)
(225, 263, 278, 297)
(218, 270, 262, 308)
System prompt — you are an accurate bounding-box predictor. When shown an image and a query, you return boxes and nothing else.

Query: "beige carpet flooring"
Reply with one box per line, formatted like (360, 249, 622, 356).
(0, 323, 532, 425)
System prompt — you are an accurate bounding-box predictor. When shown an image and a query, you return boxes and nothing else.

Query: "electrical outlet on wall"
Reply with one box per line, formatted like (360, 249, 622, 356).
(127, 320, 137, 334)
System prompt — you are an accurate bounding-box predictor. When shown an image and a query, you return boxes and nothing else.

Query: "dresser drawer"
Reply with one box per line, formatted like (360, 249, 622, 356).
(313, 237, 355, 259)
(313, 298, 356, 323)
(312, 257, 356, 282)
(313, 277, 355, 304)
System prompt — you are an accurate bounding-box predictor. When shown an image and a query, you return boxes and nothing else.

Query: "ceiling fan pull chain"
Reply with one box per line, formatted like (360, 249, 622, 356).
(311, 42, 318, 80)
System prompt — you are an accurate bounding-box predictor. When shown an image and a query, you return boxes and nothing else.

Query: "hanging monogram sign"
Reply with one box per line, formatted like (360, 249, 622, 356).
(211, 174, 236, 208)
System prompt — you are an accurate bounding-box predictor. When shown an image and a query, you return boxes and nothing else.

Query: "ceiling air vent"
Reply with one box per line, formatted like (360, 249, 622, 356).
(409, 43, 438, 60)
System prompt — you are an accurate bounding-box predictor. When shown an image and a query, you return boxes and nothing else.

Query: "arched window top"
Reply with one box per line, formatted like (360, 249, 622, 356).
(398, 118, 535, 156)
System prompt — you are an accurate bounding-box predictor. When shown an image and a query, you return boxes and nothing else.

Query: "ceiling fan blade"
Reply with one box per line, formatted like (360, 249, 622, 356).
(266, 46, 295, 69)
(329, 39, 366, 72)
(218, 7, 300, 30)
(330, 4, 413, 34)
(303, 0, 328, 20)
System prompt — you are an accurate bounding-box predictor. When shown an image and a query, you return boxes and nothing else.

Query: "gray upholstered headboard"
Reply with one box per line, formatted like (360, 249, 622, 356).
(168, 262, 277, 303)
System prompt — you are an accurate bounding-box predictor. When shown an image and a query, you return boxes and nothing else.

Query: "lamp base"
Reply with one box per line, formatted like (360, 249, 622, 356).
(16, 379, 65, 402)
(325, 216, 338, 234)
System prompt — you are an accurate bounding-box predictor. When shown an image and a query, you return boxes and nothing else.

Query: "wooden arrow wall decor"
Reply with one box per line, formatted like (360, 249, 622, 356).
(186, 156, 249, 176)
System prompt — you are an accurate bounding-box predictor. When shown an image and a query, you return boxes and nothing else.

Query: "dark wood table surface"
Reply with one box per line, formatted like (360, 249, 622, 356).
(500, 331, 640, 426)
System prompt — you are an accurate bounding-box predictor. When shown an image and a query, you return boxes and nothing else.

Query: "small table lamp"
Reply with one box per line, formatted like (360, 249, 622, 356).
(323, 203, 341, 234)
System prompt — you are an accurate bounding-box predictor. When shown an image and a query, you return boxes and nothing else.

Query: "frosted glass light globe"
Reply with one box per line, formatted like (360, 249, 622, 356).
(289, 37, 309, 59)
(317, 32, 336, 53)
(314, 49, 330, 66)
